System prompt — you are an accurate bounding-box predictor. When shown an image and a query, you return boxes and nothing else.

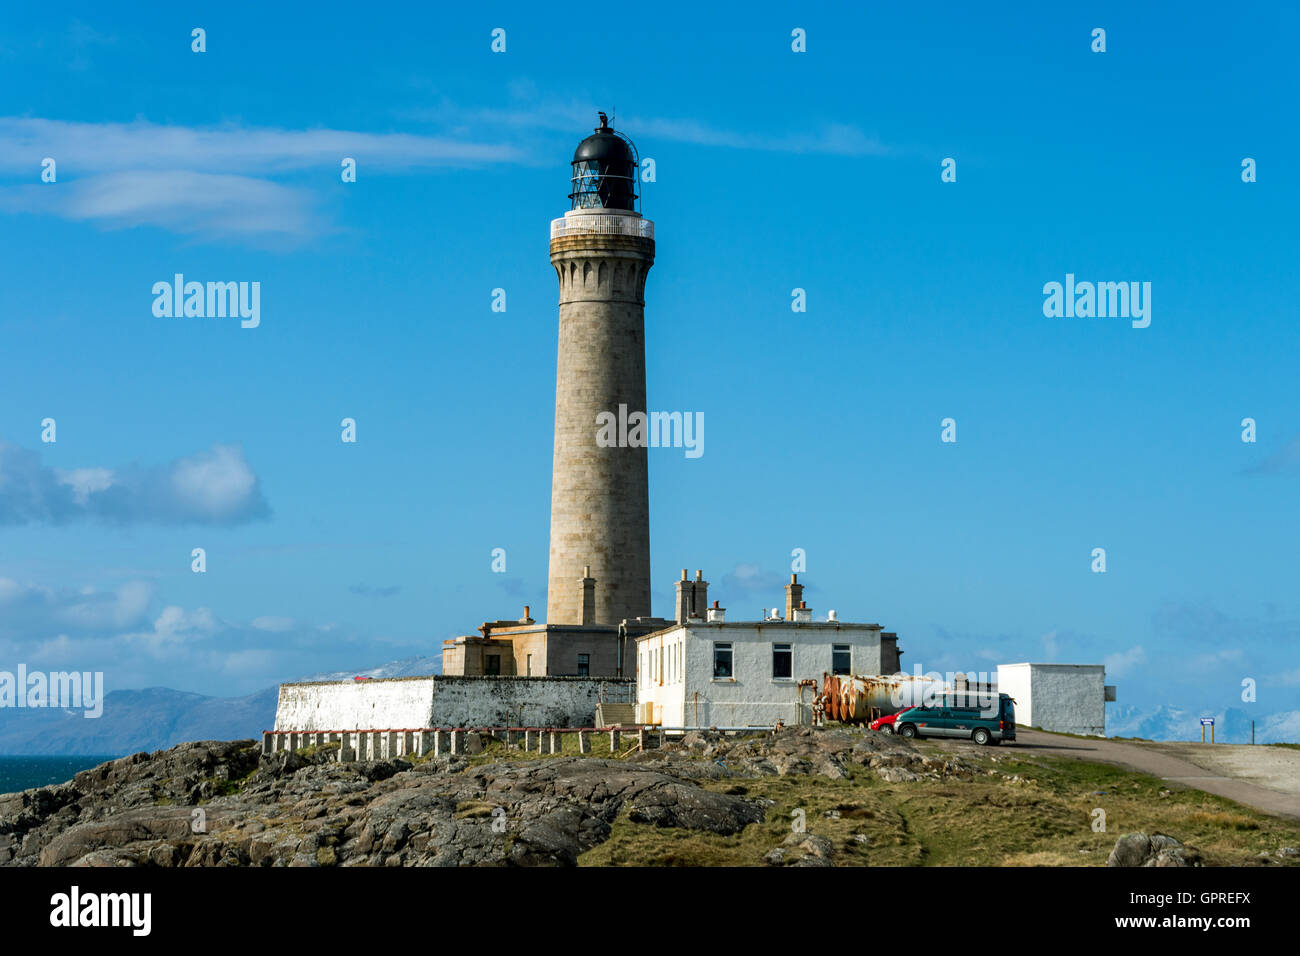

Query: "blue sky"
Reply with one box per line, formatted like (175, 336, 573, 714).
(0, 3, 1296, 733)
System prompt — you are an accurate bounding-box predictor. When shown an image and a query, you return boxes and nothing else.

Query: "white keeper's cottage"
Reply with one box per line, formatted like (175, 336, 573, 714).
(635, 573, 902, 729)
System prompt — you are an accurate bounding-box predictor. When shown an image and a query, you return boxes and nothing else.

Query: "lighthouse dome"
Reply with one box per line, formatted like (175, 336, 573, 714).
(569, 113, 638, 211)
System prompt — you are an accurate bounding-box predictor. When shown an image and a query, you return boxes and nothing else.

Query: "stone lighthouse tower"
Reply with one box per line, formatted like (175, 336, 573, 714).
(546, 114, 654, 626)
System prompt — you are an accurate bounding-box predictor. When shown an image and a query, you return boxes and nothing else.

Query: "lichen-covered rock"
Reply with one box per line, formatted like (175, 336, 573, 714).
(0, 740, 770, 868)
(1, 725, 999, 867)
(765, 832, 834, 867)
(1106, 832, 1202, 868)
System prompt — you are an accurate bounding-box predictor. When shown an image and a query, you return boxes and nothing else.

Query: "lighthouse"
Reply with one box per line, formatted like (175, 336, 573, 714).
(546, 114, 655, 626)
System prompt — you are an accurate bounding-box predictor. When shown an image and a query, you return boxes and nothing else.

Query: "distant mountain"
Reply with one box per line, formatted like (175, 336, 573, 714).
(299, 656, 442, 683)
(0, 656, 443, 756)
(4, 657, 1294, 755)
(0, 686, 278, 757)
(1106, 704, 1300, 744)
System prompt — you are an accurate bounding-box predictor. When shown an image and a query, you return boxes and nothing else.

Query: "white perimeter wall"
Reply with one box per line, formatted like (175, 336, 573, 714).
(428, 677, 611, 727)
(273, 676, 624, 731)
(997, 663, 1106, 735)
(275, 678, 436, 731)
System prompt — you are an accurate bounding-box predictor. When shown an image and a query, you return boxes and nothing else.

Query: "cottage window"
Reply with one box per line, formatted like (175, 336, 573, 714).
(713, 642, 733, 679)
(772, 643, 793, 679)
(832, 644, 851, 676)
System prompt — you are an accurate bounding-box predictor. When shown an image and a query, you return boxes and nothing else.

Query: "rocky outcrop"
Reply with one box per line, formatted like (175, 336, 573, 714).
(0, 726, 1029, 867)
(1106, 832, 1203, 867)
(765, 832, 834, 867)
(0, 737, 772, 867)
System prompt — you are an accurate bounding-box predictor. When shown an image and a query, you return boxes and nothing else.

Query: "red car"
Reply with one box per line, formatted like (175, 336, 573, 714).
(869, 706, 915, 734)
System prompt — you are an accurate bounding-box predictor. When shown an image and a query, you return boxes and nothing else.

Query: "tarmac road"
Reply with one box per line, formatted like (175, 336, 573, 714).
(1004, 728, 1300, 822)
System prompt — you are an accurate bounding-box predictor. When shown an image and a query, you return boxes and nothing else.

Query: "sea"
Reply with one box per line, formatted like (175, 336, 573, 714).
(0, 755, 120, 795)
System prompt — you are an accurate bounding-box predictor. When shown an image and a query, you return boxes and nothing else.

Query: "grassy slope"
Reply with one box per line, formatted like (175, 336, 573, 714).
(573, 738, 1300, 867)
(377, 731, 1300, 866)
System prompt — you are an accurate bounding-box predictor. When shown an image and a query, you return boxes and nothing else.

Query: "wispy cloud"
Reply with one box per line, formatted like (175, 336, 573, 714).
(0, 576, 387, 692)
(0, 117, 527, 175)
(0, 578, 154, 637)
(0, 100, 891, 243)
(0, 440, 270, 526)
(1104, 645, 1146, 677)
(407, 95, 894, 156)
(0, 116, 529, 243)
(2, 170, 319, 242)
(1240, 434, 1300, 476)
(718, 563, 797, 601)
(349, 584, 402, 598)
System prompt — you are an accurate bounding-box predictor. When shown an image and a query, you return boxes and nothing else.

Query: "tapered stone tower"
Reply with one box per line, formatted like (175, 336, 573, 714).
(546, 114, 654, 626)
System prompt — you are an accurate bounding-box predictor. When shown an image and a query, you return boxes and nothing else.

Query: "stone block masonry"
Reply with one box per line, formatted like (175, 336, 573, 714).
(546, 219, 655, 626)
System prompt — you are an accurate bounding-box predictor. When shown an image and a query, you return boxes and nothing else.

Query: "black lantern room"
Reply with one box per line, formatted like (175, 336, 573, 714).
(569, 112, 639, 212)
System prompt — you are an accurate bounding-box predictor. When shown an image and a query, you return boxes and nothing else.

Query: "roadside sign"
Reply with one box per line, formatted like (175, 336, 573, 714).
(1200, 717, 1214, 725)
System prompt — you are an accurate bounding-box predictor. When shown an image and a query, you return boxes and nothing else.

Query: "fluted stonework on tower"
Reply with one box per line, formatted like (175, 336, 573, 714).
(546, 116, 655, 626)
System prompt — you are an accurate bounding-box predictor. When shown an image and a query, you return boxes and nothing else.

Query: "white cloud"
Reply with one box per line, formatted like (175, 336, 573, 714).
(0, 578, 155, 635)
(0, 440, 269, 526)
(251, 616, 296, 633)
(1103, 645, 1147, 678)
(0, 116, 529, 242)
(0, 117, 527, 176)
(167, 444, 262, 521)
(0, 105, 893, 243)
(408, 97, 894, 156)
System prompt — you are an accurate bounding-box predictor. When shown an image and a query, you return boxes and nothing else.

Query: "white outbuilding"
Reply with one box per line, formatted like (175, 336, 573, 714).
(996, 663, 1115, 736)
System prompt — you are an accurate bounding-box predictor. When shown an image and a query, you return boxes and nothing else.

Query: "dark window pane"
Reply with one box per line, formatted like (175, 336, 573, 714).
(773, 643, 792, 679)
(832, 644, 851, 676)
(713, 643, 733, 679)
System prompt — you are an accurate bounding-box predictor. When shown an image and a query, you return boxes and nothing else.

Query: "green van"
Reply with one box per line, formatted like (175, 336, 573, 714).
(894, 693, 1016, 745)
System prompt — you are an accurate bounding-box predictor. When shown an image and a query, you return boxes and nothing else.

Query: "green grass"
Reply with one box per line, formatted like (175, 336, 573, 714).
(578, 741, 1300, 867)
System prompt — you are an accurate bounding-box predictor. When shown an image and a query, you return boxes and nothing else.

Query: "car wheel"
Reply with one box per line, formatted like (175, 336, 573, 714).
(972, 728, 991, 746)
(880, 725, 894, 735)
(898, 724, 917, 739)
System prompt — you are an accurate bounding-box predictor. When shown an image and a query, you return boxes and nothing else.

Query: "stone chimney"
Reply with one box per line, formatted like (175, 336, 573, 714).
(784, 574, 804, 620)
(691, 569, 708, 620)
(707, 600, 726, 623)
(579, 566, 596, 625)
(674, 569, 692, 624)
(791, 600, 812, 623)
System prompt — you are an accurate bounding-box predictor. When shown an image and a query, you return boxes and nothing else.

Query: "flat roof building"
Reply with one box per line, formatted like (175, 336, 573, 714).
(635, 573, 903, 729)
(996, 662, 1115, 736)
